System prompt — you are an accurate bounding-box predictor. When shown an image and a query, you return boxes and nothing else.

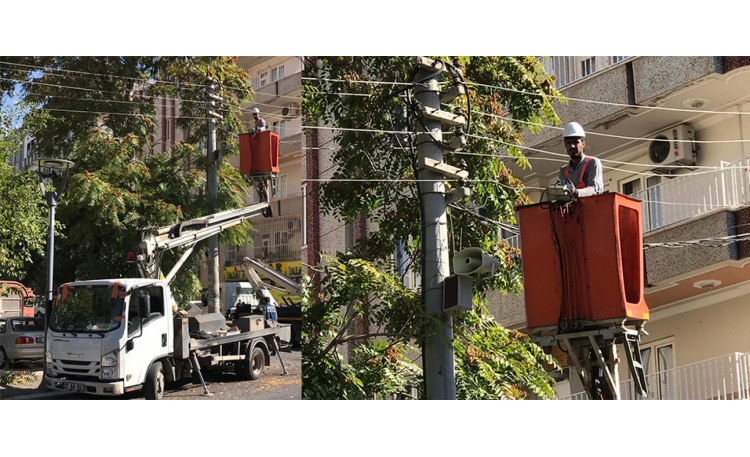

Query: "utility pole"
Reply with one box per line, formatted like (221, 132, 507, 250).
(414, 57, 466, 400)
(206, 78, 223, 314)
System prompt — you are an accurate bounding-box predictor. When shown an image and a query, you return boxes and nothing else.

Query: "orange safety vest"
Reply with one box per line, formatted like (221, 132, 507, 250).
(563, 156, 591, 190)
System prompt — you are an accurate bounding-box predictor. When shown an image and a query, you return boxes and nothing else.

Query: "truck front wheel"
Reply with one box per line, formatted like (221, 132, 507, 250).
(144, 362, 165, 400)
(242, 346, 264, 381)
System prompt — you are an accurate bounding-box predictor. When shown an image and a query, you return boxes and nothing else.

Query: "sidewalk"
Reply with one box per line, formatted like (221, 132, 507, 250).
(0, 365, 69, 400)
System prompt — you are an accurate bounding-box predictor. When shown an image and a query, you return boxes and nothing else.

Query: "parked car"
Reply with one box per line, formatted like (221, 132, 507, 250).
(0, 317, 45, 368)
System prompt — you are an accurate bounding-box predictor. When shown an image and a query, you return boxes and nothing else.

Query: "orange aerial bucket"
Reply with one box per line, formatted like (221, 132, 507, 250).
(516, 192, 649, 331)
(239, 131, 279, 175)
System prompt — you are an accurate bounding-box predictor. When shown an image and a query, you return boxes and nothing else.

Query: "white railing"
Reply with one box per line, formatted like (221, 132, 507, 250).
(541, 56, 632, 89)
(632, 158, 750, 233)
(503, 234, 520, 250)
(559, 391, 588, 401)
(559, 352, 750, 400)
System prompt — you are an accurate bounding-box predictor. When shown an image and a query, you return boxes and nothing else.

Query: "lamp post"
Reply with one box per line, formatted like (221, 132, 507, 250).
(34, 158, 74, 382)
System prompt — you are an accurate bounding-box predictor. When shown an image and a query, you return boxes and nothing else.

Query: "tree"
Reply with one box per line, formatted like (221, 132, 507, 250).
(0, 100, 48, 280)
(302, 56, 562, 399)
(0, 57, 254, 304)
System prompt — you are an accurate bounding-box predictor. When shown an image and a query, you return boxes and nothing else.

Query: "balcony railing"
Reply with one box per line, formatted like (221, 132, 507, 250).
(559, 352, 750, 400)
(541, 56, 632, 89)
(632, 158, 750, 233)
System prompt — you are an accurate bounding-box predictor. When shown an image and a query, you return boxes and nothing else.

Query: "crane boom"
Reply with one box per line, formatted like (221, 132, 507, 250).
(135, 203, 270, 280)
(240, 257, 302, 296)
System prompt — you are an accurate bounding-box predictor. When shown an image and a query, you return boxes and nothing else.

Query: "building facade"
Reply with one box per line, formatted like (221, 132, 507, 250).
(494, 56, 750, 400)
(203, 56, 305, 300)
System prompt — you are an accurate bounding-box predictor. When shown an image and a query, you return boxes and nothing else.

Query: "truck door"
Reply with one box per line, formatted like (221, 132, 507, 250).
(124, 286, 170, 388)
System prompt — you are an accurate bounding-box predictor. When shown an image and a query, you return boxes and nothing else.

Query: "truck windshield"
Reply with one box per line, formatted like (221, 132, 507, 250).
(49, 285, 126, 334)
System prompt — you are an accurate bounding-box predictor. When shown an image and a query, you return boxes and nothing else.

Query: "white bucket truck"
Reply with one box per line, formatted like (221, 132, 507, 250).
(44, 203, 291, 399)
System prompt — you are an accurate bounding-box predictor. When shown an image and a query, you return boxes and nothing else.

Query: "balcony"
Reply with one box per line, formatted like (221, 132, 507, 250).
(560, 352, 750, 400)
(249, 57, 303, 106)
(633, 158, 750, 233)
(541, 56, 632, 89)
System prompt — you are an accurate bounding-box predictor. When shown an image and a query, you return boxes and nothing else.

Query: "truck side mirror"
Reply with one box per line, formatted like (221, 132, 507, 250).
(139, 295, 151, 319)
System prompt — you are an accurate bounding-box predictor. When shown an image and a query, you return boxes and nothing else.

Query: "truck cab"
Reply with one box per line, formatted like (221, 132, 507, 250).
(45, 278, 174, 397)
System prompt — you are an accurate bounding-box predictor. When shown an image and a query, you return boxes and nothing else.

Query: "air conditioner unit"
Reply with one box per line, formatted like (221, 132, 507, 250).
(648, 124, 696, 167)
(281, 104, 299, 117)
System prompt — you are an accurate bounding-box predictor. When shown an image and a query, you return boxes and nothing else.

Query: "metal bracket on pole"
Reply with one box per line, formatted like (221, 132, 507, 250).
(414, 56, 452, 76)
(445, 187, 471, 205)
(440, 85, 466, 103)
(444, 134, 467, 151)
(420, 157, 469, 180)
(420, 106, 465, 126)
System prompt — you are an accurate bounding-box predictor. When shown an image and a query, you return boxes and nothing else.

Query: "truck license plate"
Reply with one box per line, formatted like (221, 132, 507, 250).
(63, 382, 87, 393)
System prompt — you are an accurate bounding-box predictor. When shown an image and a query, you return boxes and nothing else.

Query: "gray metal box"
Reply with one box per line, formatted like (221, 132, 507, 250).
(188, 313, 227, 334)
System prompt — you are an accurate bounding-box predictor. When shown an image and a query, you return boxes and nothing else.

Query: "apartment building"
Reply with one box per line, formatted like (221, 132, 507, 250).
(207, 56, 305, 300)
(494, 56, 750, 400)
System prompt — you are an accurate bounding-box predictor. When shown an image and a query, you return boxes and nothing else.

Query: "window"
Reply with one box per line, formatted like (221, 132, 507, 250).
(613, 56, 628, 64)
(271, 64, 285, 82)
(225, 243, 237, 263)
(275, 231, 289, 246)
(272, 120, 287, 138)
(639, 338, 675, 400)
(261, 233, 270, 259)
(126, 287, 164, 336)
(280, 175, 287, 198)
(165, 119, 172, 141)
(581, 57, 596, 77)
(259, 71, 268, 87)
(621, 178, 642, 196)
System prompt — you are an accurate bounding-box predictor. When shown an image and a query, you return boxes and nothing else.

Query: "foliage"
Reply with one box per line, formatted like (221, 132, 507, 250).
(0, 369, 38, 386)
(0, 57, 254, 303)
(453, 302, 559, 399)
(0, 101, 48, 280)
(302, 256, 559, 400)
(302, 56, 563, 399)
(302, 255, 425, 399)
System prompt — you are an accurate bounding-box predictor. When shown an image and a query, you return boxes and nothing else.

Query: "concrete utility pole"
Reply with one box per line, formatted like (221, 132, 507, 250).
(415, 61, 455, 400)
(206, 78, 223, 314)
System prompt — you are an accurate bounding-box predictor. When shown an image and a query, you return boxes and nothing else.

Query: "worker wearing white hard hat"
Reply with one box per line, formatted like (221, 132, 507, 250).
(558, 122, 604, 198)
(252, 108, 267, 133)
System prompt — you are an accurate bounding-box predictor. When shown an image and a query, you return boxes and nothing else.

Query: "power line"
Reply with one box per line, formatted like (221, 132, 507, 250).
(303, 76, 423, 87)
(303, 125, 413, 135)
(0, 59, 260, 94)
(454, 106, 750, 144)
(465, 80, 750, 116)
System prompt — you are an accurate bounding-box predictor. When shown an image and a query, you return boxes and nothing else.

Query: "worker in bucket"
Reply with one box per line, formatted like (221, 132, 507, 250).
(252, 108, 267, 133)
(559, 122, 604, 198)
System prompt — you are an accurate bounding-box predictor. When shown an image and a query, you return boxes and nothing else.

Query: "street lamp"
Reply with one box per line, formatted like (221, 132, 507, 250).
(33, 158, 74, 317)
(34, 158, 74, 384)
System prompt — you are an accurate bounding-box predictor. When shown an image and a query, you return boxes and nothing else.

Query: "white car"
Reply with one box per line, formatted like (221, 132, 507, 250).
(0, 317, 45, 367)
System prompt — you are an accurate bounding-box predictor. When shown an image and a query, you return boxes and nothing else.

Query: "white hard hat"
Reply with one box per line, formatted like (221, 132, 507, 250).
(563, 122, 585, 138)
(252, 108, 260, 114)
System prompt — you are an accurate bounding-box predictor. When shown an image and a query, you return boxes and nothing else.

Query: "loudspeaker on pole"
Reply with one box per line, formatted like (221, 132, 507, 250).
(453, 247, 500, 276)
